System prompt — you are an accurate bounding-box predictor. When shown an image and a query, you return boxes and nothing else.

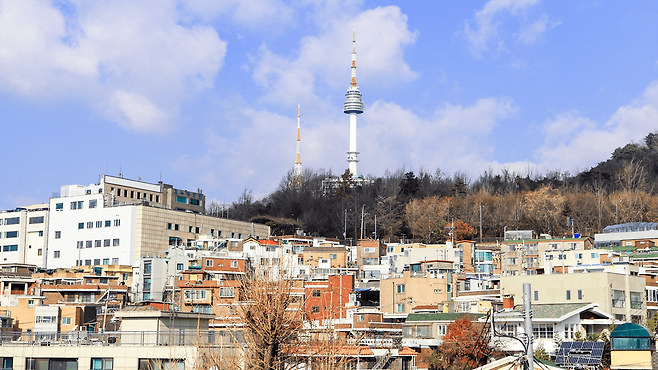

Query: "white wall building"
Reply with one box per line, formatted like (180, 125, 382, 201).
(47, 186, 137, 268)
(0, 204, 49, 267)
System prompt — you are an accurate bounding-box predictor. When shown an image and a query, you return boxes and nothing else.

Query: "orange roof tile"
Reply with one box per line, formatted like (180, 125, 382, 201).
(399, 347, 418, 356)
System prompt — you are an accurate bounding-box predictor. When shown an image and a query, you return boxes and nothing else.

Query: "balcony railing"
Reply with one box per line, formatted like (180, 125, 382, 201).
(0, 330, 242, 347)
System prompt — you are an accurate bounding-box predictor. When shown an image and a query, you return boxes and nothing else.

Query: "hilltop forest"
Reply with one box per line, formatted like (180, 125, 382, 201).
(208, 133, 658, 244)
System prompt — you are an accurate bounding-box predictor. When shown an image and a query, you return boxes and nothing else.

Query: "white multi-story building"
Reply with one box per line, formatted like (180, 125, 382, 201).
(47, 184, 137, 268)
(0, 204, 49, 266)
(46, 176, 270, 269)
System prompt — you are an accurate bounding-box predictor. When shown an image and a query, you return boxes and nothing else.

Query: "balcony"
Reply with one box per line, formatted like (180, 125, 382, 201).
(0, 330, 239, 347)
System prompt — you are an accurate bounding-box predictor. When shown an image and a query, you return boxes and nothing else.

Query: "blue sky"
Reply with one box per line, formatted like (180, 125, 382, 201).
(1, 0, 657, 210)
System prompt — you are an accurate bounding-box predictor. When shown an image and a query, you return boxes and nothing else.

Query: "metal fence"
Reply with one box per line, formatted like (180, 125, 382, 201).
(0, 330, 244, 347)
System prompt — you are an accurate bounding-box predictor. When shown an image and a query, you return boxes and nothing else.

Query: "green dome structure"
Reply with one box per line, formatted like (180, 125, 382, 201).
(610, 323, 654, 351)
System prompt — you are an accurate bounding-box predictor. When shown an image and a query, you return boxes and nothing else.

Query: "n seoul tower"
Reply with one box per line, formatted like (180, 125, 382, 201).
(293, 105, 302, 180)
(343, 28, 364, 177)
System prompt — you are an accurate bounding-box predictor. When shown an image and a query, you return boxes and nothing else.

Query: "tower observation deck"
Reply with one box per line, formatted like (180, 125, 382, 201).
(344, 28, 364, 177)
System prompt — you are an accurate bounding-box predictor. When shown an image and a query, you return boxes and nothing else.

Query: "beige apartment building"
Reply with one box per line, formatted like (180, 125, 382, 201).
(500, 237, 592, 276)
(381, 261, 453, 315)
(501, 270, 646, 323)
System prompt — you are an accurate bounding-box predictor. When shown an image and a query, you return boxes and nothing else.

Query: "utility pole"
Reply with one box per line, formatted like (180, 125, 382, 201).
(523, 283, 534, 369)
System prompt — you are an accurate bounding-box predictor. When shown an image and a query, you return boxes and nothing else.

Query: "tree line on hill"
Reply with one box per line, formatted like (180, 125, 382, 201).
(208, 132, 658, 244)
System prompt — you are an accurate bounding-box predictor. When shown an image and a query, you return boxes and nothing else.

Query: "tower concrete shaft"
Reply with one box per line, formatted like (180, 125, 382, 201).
(343, 28, 364, 177)
(293, 105, 302, 178)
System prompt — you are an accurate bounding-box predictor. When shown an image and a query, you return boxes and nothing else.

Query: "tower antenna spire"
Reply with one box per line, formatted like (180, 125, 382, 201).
(291, 105, 303, 188)
(293, 105, 302, 178)
(344, 27, 364, 177)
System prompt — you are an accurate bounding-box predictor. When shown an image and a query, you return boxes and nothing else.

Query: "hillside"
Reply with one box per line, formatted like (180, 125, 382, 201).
(212, 132, 658, 243)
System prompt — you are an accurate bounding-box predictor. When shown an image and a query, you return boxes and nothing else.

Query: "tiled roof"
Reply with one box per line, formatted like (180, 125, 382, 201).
(399, 347, 419, 356)
(511, 302, 591, 319)
(406, 313, 485, 322)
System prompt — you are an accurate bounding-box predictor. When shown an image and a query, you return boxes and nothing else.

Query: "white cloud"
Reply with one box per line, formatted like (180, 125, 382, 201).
(0, 0, 226, 132)
(534, 80, 658, 172)
(253, 5, 418, 106)
(178, 0, 294, 29)
(463, 0, 555, 58)
(358, 97, 518, 176)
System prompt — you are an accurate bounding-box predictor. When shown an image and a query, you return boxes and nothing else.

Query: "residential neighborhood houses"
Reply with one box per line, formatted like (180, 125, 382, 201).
(1, 175, 658, 369)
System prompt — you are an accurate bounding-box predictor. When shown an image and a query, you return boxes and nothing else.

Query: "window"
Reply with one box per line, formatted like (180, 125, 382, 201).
(92, 239, 100, 248)
(176, 196, 188, 204)
(177, 263, 184, 270)
(103, 258, 109, 265)
(311, 306, 320, 313)
(85, 259, 91, 265)
(612, 289, 625, 308)
(143, 278, 152, 290)
(5, 231, 18, 238)
(206, 259, 214, 267)
(330, 254, 337, 260)
(190, 198, 200, 206)
(86, 240, 92, 248)
(112, 239, 120, 246)
(219, 287, 235, 297)
(312, 289, 321, 297)
(38, 248, 42, 255)
(195, 227, 200, 234)
(62, 317, 72, 325)
(77, 241, 84, 249)
(96, 221, 102, 228)
(416, 325, 430, 338)
(112, 258, 119, 264)
(437, 325, 447, 336)
(185, 290, 207, 300)
(114, 219, 120, 227)
(56, 202, 63, 210)
(2, 245, 18, 252)
(130, 191, 134, 198)
(55, 231, 61, 239)
(105, 220, 111, 227)
(534, 291, 539, 301)
(78, 222, 84, 229)
(174, 224, 180, 231)
(591, 252, 599, 258)
(28, 300, 35, 307)
(231, 260, 238, 268)
(87, 222, 93, 229)
(578, 290, 583, 300)
(92, 259, 99, 265)
(631, 292, 643, 309)
(356, 314, 365, 322)
(167, 223, 173, 230)
(188, 226, 193, 233)
(156, 195, 160, 203)
(54, 251, 60, 258)
(566, 290, 571, 300)
(4, 217, 19, 225)
(35, 315, 57, 323)
(91, 358, 113, 370)
(397, 284, 405, 294)
(71, 200, 83, 210)
(103, 239, 110, 247)
(364, 247, 376, 253)
(396, 303, 405, 313)
(532, 323, 554, 339)
(144, 263, 152, 274)
(193, 305, 212, 314)
(39, 230, 43, 237)
(89, 199, 97, 209)
(29, 216, 44, 224)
